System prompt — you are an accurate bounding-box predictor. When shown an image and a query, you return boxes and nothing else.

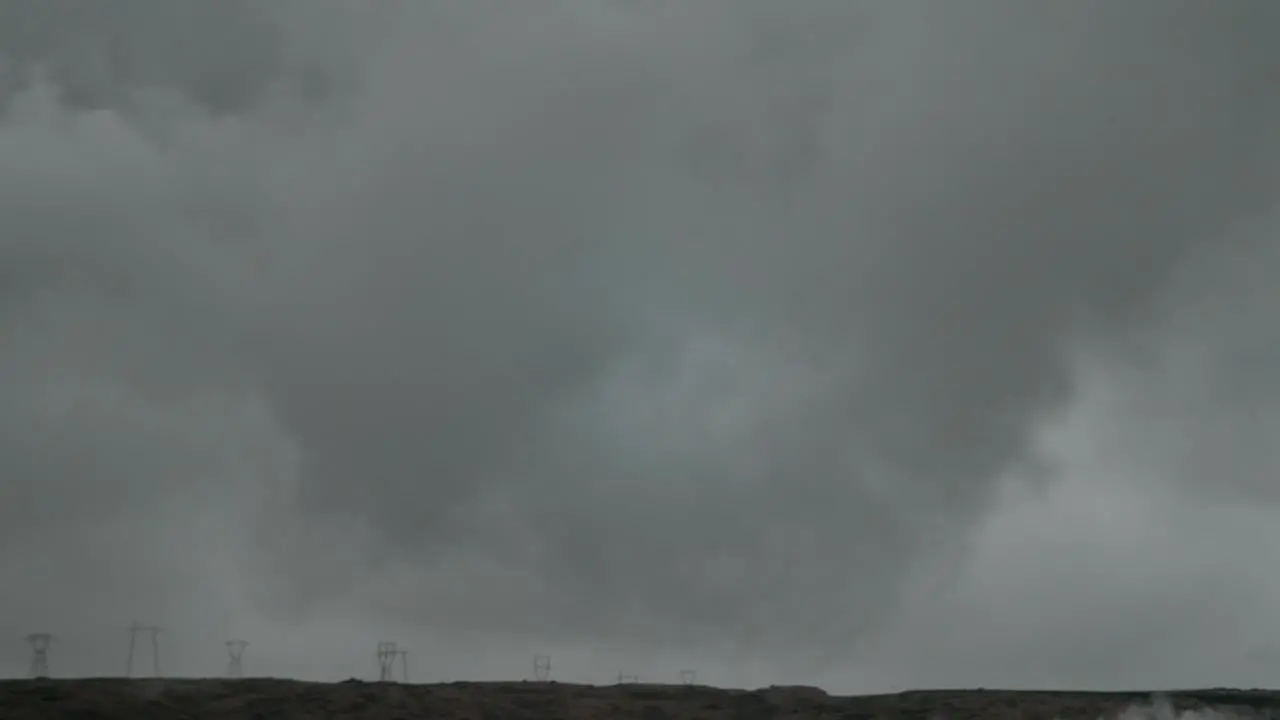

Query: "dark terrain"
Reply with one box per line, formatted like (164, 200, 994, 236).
(2, 679, 1278, 719)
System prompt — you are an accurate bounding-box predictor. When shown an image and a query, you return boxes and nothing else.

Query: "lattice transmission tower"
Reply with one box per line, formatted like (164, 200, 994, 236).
(532, 654, 551, 681)
(226, 640, 249, 678)
(26, 633, 52, 678)
(126, 623, 163, 677)
(375, 641, 398, 682)
(396, 649, 409, 682)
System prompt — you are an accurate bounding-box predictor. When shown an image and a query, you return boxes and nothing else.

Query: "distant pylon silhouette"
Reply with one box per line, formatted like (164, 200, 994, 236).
(396, 649, 409, 682)
(375, 641, 398, 682)
(533, 654, 551, 681)
(226, 640, 248, 678)
(126, 622, 162, 677)
(26, 633, 52, 678)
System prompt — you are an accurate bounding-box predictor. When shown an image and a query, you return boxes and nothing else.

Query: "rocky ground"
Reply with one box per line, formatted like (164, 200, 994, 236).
(2, 678, 1278, 719)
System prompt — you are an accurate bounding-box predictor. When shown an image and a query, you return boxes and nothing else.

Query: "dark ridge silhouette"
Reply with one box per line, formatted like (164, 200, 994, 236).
(1, 679, 1277, 719)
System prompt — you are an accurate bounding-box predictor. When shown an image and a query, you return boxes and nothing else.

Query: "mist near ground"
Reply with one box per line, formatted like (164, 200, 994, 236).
(1116, 703, 1258, 720)
(1, 0, 1279, 692)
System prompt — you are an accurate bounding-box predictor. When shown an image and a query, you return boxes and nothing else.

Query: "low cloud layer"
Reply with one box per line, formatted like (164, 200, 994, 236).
(2, 0, 1280, 691)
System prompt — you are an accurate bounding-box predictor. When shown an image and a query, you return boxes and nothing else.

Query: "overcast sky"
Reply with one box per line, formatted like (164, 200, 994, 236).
(2, 0, 1280, 692)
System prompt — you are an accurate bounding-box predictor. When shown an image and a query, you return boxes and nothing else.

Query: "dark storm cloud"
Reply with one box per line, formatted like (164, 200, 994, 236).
(246, 0, 1280, 648)
(3, 0, 1280, 687)
(0, 0, 281, 112)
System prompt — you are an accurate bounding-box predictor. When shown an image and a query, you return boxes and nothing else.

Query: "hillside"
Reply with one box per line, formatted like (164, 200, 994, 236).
(2, 678, 1277, 719)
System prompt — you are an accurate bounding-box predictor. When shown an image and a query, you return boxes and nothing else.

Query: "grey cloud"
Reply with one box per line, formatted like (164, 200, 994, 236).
(2, 0, 1280, 688)
(0, 0, 282, 113)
